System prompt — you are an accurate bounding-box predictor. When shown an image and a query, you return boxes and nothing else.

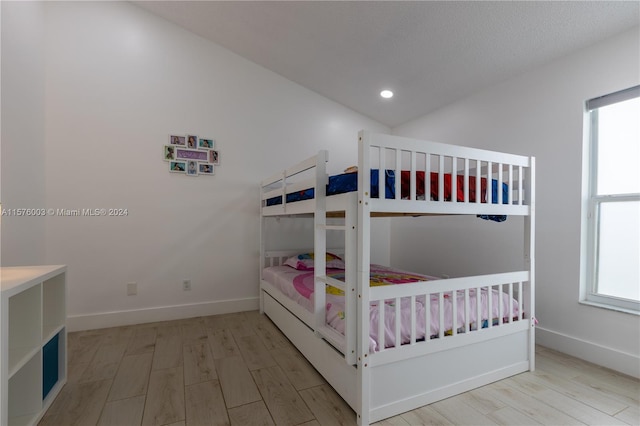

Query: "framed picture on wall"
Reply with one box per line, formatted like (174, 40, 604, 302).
(199, 163, 214, 175)
(164, 133, 219, 177)
(169, 135, 186, 146)
(169, 161, 186, 173)
(209, 150, 220, 165)
(176, 148, 208, 161)
(164, 145, 176, 161)
(186, 160, 198, 176)
(186, 135, 198, 149)
(199, 138, 214, 150)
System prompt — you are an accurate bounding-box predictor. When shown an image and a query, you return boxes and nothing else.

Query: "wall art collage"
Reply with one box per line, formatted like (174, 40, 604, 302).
(164, 134, 219, 176)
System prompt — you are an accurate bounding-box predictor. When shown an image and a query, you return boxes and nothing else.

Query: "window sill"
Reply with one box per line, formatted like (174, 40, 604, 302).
(579, 299, 640, 316)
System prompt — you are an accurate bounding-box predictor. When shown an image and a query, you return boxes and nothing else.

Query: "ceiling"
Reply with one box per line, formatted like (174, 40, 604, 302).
(134, 1, 640, 128)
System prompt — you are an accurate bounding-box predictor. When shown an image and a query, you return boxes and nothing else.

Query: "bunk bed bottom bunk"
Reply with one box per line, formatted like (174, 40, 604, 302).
(261, 285, 532, 424)
(260, 253, 534, 424)
(262, 264, 522, 352)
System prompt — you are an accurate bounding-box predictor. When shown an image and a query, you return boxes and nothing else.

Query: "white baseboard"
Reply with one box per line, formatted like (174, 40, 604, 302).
(66, 297, 260, 332)
(536, 326, 639, 378)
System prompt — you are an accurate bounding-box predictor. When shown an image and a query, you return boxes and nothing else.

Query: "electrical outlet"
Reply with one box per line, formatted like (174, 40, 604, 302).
(127, 282, 137, 296)
(183, 279, 191, 291)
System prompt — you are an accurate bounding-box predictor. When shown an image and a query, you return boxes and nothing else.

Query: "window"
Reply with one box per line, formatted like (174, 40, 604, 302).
(584, 85, 640, 313)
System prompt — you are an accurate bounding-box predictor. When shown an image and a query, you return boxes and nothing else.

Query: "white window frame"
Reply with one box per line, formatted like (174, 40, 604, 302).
(582, 85, 640, 314)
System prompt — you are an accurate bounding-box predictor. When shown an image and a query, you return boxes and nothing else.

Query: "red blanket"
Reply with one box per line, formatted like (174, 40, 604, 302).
(400, 171, 491, 202)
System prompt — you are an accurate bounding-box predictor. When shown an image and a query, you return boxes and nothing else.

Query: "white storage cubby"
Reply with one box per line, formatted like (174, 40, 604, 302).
(1, 265, 67, 426)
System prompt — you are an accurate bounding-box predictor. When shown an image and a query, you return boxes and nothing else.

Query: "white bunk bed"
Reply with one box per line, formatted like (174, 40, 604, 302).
(259, 131, 535, 425)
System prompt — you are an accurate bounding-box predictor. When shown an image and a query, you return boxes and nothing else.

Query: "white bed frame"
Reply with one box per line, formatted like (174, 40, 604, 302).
(259, 131, 535, 425)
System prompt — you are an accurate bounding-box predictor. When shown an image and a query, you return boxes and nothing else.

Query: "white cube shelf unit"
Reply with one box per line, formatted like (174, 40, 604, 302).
(1, 265, 67, 426)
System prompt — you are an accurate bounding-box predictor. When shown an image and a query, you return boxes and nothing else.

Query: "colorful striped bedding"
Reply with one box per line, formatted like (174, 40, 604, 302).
(262, 264, 520, 352)
(265, 170, 508, 221)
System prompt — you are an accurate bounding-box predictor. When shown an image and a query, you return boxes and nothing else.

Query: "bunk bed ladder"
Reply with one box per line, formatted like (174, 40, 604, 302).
(315, 210, 358, 366)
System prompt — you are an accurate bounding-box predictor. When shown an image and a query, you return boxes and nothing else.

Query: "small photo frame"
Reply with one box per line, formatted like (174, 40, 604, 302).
(209, 150, 220, 165)
(186, 135, 198, 149)
(199, 163, 214, 175)
(164, 145, 176, 161)
(169, 161, 186, 173)
(186, 160, 198, 176)
(169, 135, 186, 146)
(199, 138, 214, 150)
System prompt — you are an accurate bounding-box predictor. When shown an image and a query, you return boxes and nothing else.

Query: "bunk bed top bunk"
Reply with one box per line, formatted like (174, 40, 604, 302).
(261, 131, 534, 218)
(259, 131, 535, 425)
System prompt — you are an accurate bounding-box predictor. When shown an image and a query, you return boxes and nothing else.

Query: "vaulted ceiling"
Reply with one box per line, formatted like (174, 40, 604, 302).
(134, 1, 640, 127)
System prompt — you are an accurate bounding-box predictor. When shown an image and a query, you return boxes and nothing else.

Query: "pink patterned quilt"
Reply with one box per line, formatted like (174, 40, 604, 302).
(262, 264, 520, 352)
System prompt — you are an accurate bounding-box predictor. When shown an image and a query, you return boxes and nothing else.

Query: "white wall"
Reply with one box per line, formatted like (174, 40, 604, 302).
(392, 28, 640, 377)
(41, 1, 388, 330)
(1, 1, 47, 266)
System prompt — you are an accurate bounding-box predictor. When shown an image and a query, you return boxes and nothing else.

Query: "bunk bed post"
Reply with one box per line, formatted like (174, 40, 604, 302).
(344, 192, 358, 366)
(259, 211, 265, 314)
(357, 130, 372, 425)
(259, 182, 268, 314)
(314, 150, 329, 337)
(525, 156, 536, 372)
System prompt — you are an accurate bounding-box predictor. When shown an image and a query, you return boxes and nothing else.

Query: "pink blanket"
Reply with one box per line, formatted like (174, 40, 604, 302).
(263, 265, 520, 352)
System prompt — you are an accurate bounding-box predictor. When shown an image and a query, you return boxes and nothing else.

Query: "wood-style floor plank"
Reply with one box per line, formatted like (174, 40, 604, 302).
(251, 365, 315, 425)
(227, 401, 275, 426)
(126, 327, 157, 355)
(42, 312, 639, 426)
(224, 312, 257, 338)
(372, 416, 410, 426)
(508, 373, 629, 424)
(483, 381, 585, 425)
(462, 387, 507, 415)
(398, 405, 454, 425)
(180, 319, 208, 346)
(430, 394, 499, 425)
(270, 346, 325, 390)
(183, 342, 217, 386)
(142, 366, 185, 426)
(203, 314, 228, 330)
(236, 333, 278, 371)
(528, 368, 629, 415)
(39, 379, 112, 426)
(299, 384, 357, 426)
(215, 355, 262, 408)
(98, 395, 145, 426)
(485, 406, 542, 425)
(79, 342, 127, 383)
(100, 326, 135, 346)
(253, 316, 292, 350)
(108, 352, 153, 401)
(185, 380, 229, 426)
(152, 325, 183, 370)
(208, 328, 242, 359)
(615, 403, 640, 425)
(67, 332, 103, 365)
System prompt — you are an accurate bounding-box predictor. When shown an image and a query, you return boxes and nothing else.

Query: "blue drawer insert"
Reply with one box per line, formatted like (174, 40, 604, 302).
(43, 333, 60, 399)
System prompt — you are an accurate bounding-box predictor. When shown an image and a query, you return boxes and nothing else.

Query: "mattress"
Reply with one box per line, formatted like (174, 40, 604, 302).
(265, 170, 394, 206)
(262, 264, 520, 352)
(265, 170, 508, 221)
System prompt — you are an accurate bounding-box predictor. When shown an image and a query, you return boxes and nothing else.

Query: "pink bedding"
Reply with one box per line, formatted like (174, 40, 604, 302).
(262, 264, 520, 352)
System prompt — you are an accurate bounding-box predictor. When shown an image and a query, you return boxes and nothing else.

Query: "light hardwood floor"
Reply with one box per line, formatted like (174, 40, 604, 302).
(40, 311, 639, 425)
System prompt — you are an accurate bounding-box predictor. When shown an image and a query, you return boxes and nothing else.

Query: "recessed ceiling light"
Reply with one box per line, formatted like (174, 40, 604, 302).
(380, 90, 394, 99)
